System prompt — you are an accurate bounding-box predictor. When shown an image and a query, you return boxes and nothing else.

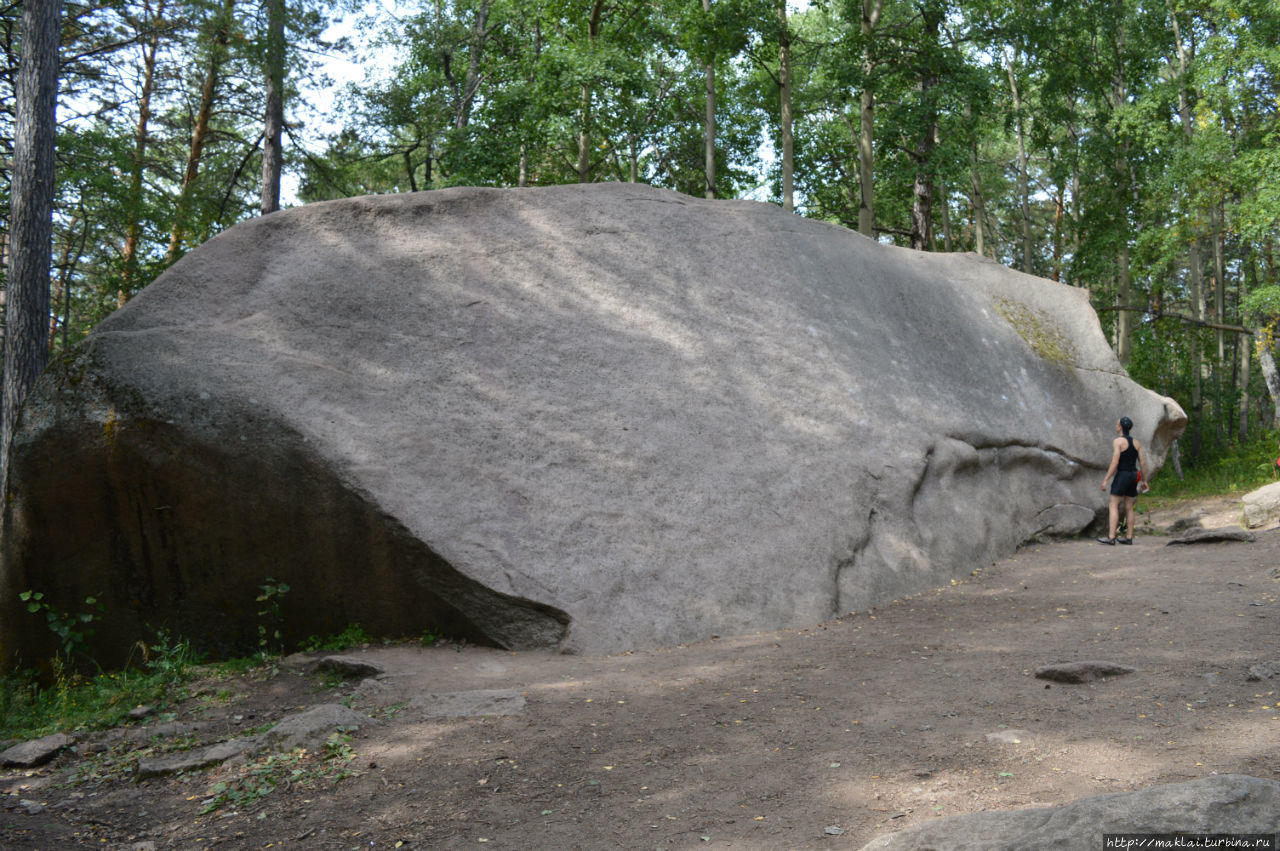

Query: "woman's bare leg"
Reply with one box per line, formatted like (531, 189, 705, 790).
(1108, 495, 1122, 540)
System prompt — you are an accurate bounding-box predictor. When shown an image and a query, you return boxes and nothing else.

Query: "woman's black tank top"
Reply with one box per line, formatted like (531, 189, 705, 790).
(1118, 436, 1138, 471)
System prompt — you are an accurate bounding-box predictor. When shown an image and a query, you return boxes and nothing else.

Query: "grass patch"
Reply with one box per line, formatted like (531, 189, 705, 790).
(1149, 430, 1280, 500)
(0, 664, 176, 742)
(199, 729, 359, 814)
(300, 623, 372, 653)
(0, 636, 279, 743)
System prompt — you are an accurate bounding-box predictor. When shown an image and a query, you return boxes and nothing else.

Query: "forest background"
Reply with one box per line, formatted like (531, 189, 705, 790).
(2, 0, 1279, 481)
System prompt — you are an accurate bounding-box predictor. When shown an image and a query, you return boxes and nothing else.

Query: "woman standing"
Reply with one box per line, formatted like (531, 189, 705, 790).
(1099, 416, 1150, 545)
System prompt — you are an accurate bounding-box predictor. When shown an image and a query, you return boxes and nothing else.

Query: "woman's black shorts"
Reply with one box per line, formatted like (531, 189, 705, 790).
(1110, 470, 1140, 498)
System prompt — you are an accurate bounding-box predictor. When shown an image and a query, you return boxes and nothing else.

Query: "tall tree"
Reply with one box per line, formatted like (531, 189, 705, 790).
(856, 0, 883, 236)
(165, 0, 238, 265)
(3, 0, 63, 491)
(260, 0, 285, 214)
(777, 0, 793, 211)
(120, 0, 171, 306)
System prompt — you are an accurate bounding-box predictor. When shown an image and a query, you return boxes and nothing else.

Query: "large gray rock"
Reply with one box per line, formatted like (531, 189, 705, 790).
(858, 774, 1280, 850)
(1242, 481, 1280, 528)
(0, 184, 1185, 663)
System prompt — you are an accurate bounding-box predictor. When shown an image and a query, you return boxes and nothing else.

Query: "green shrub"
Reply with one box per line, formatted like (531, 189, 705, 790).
(301, 623, 372, 652)
(1149, 430, 1279, 499)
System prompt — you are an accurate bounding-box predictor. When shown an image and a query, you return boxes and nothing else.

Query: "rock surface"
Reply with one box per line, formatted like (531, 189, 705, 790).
(316, 655, 387, 679)
(1033, 661, 1137, 683)
(0, 184, 1186, 662)
(0, 732, 74, 767)
(132, 703, 373, 779)
(1242, 481, 1280, 528)
(1167, 528, 1256, 545)
(858, 774, 1280, 850)
(257, 703, 373, 751)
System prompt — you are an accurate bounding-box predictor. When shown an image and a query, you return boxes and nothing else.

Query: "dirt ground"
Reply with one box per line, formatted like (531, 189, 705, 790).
(3, 496, 1279, 850)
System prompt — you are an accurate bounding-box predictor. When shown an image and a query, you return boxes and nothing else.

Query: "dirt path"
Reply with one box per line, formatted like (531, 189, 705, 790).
(4, 498, 1279, 850)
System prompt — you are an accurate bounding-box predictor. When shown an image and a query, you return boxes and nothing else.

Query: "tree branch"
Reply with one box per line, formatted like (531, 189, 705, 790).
(1097, 305, 1254, 335)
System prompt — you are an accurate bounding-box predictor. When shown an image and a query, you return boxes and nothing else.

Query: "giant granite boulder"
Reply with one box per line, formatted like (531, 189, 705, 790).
(0, 184, 1186, 665)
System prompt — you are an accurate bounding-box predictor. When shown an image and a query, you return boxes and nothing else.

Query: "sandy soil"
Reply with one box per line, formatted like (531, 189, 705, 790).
(3, 496, 1278, 850)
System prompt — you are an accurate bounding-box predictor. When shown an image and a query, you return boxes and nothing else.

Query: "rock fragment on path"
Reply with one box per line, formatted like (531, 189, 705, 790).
(133, 703, 375, 779)
(257, 703, 374, 751)
(1167, 528, 1256, 545)
(135, 739, 250, 780)
(316, 655, 386, 678)
(858, 774, 1280, 850)
(1034, 661, 1136, 683)
(1, 732, 74, 767)
(1246, 661, 1280, 682)
(984, 729, 1029, 744)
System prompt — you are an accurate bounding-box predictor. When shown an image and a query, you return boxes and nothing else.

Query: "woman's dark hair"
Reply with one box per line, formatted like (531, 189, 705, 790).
(1119, 416, 1133, 435)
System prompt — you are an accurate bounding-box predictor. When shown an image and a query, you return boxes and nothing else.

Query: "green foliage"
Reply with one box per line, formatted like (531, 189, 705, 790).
(1149, 430, 1280, 499)
(0, 662, 173, 742)
(0, 622, 215, 742)
(200, 729, 359, 814)
(1241, 286, 1280, 327)
(301, 623, 372, 652)
(142, 629, 202, 680)
(20, 591, 105, 661)
(255, 578, 291, 658)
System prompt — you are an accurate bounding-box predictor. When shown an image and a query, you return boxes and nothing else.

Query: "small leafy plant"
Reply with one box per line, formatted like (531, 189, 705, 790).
(20, 590, 104, 660)
(255, 578, 291, 658)
(301, 623, 371, 652)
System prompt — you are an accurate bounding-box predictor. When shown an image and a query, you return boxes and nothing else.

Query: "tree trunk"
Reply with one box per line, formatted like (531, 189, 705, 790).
(455, 0, 492, 129)
(1211, 202, 1226, 361)
(260, 0, 285, 215)
(577, 0, 605, 184)
(166, 0, 236, 265)
(1070, 132, 1082, 275)
(3, 0, 62, 493)
(1110, 36, 1132, 365)
(1237, 330, 1251, 441)
(909, 2, 940, 251)
(1004, 47, 1032, 273)
(857, 0, 883, 237)
(778, 0, 793, 213)
(1116, 240, 1132, 367)
(576, 84, 591, 183)
(1168, 1, 1205, 422)
(1258, 337, 1280, 430)
(967, 104, 984, 256)
(702, 0, 715, 199)
(939, 183, 952, 251)
(1051, 185, 1064, 281)
(121, 0, 168, 307)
